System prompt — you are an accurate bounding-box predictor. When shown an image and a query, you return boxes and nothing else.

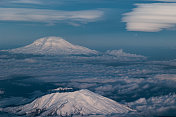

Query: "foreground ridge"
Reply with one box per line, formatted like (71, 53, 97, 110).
(2, 89, 134, 116)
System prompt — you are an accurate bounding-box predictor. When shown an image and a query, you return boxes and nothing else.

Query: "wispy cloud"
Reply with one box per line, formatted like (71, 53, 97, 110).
(0, 8, 104, 25)
(11, 0, 42, 4)
(154, 0, 176, 2)
(122, 3, 176, 32)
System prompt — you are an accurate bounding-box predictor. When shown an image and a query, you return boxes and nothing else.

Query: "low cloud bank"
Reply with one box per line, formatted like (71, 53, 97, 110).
(127, 94, 176, 116)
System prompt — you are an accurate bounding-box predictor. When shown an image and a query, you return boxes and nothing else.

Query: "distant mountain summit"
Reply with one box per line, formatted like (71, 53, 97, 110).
(9, 37, 97, 55)
(2, 89, 134, 116)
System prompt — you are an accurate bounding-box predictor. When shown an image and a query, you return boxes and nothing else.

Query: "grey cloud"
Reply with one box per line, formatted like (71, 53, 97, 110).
(155, 74, 176, 81)
(72, 78, 118, 83)
(127, 94, 176, 116)
(0, 90, 4, 95)
(0, 97, 28, 107)
(95, 85, 113, 92)
(69, 82, 97, 89)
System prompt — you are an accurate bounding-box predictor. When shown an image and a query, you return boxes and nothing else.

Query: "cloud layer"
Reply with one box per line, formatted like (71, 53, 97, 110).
(127, 94, 176, 116)
(122, 3, 176, 32)
(0, 49, 176, 116)
(0, 8, 104, 25)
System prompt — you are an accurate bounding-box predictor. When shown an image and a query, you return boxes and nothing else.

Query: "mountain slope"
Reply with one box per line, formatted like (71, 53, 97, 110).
(9, 37, 97, 55)
(2, 89, 134, 116)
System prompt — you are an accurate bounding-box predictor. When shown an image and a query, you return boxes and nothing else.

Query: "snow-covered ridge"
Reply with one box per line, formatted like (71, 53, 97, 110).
(2, 89, 134, 116)
(106, 49, 145, 58)
(9, 36, 98, 55)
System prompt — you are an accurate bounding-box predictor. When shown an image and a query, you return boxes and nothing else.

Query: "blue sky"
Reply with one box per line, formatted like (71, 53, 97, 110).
(0, 0, 176, 52)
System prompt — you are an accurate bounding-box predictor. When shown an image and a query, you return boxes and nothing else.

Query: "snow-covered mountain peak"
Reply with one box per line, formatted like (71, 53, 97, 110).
(33, 37, 73, 48)
(2, 89, 134, 116)
(9, 36, 98, 55)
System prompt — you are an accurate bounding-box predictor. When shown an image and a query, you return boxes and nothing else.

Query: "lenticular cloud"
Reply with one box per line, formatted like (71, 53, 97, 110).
(0, 8, 104, 25)
(122, 3, 176, 32)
